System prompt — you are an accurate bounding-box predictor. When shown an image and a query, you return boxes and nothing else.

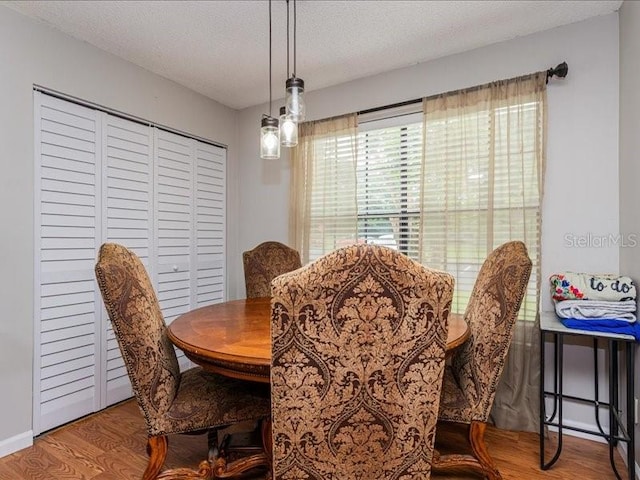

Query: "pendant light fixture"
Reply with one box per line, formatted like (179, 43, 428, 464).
(279, 0, 298, 147)
(285, 0, 305, 122)
(260, 0, 280, 160)
(280, 106, 298, 146)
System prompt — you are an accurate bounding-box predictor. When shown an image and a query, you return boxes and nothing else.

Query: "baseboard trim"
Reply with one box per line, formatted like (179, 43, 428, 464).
(0, 430, 33, 458)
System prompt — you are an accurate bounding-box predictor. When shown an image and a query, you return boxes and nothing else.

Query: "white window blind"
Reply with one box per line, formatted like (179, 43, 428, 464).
(308, 132, 358, 259)
(357, 114, 423, 258)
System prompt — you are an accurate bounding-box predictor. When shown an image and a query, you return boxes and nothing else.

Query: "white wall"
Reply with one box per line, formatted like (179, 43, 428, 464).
(0, 5, 240, 455)
(237, 14, 620, 432)
(619, 0, 640, 471)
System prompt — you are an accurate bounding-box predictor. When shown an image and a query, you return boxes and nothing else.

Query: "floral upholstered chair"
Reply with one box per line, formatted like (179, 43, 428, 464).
(434, 241, 532, 480)
(270, 244, 454, 480)
(95, 243, 270, 480)
(243, 241, 301, 298)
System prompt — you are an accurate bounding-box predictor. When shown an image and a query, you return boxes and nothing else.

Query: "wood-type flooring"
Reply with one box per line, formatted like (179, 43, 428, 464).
(0, 399, 631, 479)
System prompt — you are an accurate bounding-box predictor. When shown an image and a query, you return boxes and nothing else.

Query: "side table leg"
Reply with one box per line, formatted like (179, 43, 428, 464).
(540, 329, 546, 469)
(608, 340, 623, 480)
(594, 338, 607, 436)
(542, 333, 564, 470)
(627, 342, 635, 480)
(613, 340, 620, 446)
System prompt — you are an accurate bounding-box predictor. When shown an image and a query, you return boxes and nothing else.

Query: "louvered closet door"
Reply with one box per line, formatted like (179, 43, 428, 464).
(194, 142, 226, 306)
(154, 129, 194, 367)
(35, 93, 228, 434)
(101, 114, 154, 405)
(34, 92, 102, 434)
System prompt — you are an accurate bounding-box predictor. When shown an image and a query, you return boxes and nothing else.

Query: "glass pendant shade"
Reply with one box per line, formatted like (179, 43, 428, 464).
(285, 76, 305, 122)
(279, 106, 298, 147)
(260, 116, 280, 159)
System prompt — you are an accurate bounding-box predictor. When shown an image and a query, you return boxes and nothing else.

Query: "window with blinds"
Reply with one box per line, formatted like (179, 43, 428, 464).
(357, 114, 423, 258)
(308, 131, 358, 259)
(421, 101, 541, 319)
(305, 101, 541, 322)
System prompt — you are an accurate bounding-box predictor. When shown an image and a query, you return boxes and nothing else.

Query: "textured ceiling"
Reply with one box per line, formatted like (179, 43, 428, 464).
(6, 0, 622, 110)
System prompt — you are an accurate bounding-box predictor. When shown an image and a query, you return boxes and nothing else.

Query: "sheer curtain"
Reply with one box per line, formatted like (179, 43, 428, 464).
(288, 75, 546, 430)
(420, 72, 547, 431)
(289, 114, 358, 263)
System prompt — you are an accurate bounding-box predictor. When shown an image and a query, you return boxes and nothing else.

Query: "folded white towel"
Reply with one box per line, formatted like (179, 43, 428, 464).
(554, 299, 637, 322)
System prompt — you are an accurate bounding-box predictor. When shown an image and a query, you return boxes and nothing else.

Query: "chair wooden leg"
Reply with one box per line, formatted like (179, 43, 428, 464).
(211, 418, 269, 478)
(144, 435, 168, 480)
(469, 421, 502, 480)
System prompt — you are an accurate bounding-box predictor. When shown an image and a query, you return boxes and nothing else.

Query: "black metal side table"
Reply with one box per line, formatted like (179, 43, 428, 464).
(540, 312, 636, 480)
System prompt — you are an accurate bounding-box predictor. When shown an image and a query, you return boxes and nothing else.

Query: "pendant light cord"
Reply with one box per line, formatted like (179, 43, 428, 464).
(286, 0, 290, 78)
(293, 0, 297, 76)
(269, 0, 273, 117)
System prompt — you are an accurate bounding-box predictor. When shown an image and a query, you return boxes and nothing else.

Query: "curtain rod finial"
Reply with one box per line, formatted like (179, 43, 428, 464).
(546, 61, 568, 83)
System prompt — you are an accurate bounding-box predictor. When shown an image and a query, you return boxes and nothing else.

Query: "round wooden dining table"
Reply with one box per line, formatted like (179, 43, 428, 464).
(167, 296, 470, 383)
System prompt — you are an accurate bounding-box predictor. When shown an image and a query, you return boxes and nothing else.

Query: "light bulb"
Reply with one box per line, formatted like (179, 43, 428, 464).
(279, 106, 298, 147)
(264, 131, 278, 150)
(260, 116, 280, 159)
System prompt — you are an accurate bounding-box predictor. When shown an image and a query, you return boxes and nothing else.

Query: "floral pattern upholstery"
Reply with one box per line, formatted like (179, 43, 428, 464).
(438, 241, 532, 423)
(95, 243, 271, 438)
(243, 241, 302, 298)
(270, 244, 454, 480)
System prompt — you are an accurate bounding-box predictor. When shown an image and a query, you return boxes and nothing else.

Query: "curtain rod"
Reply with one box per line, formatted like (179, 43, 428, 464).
(357, 61, 568, 117)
